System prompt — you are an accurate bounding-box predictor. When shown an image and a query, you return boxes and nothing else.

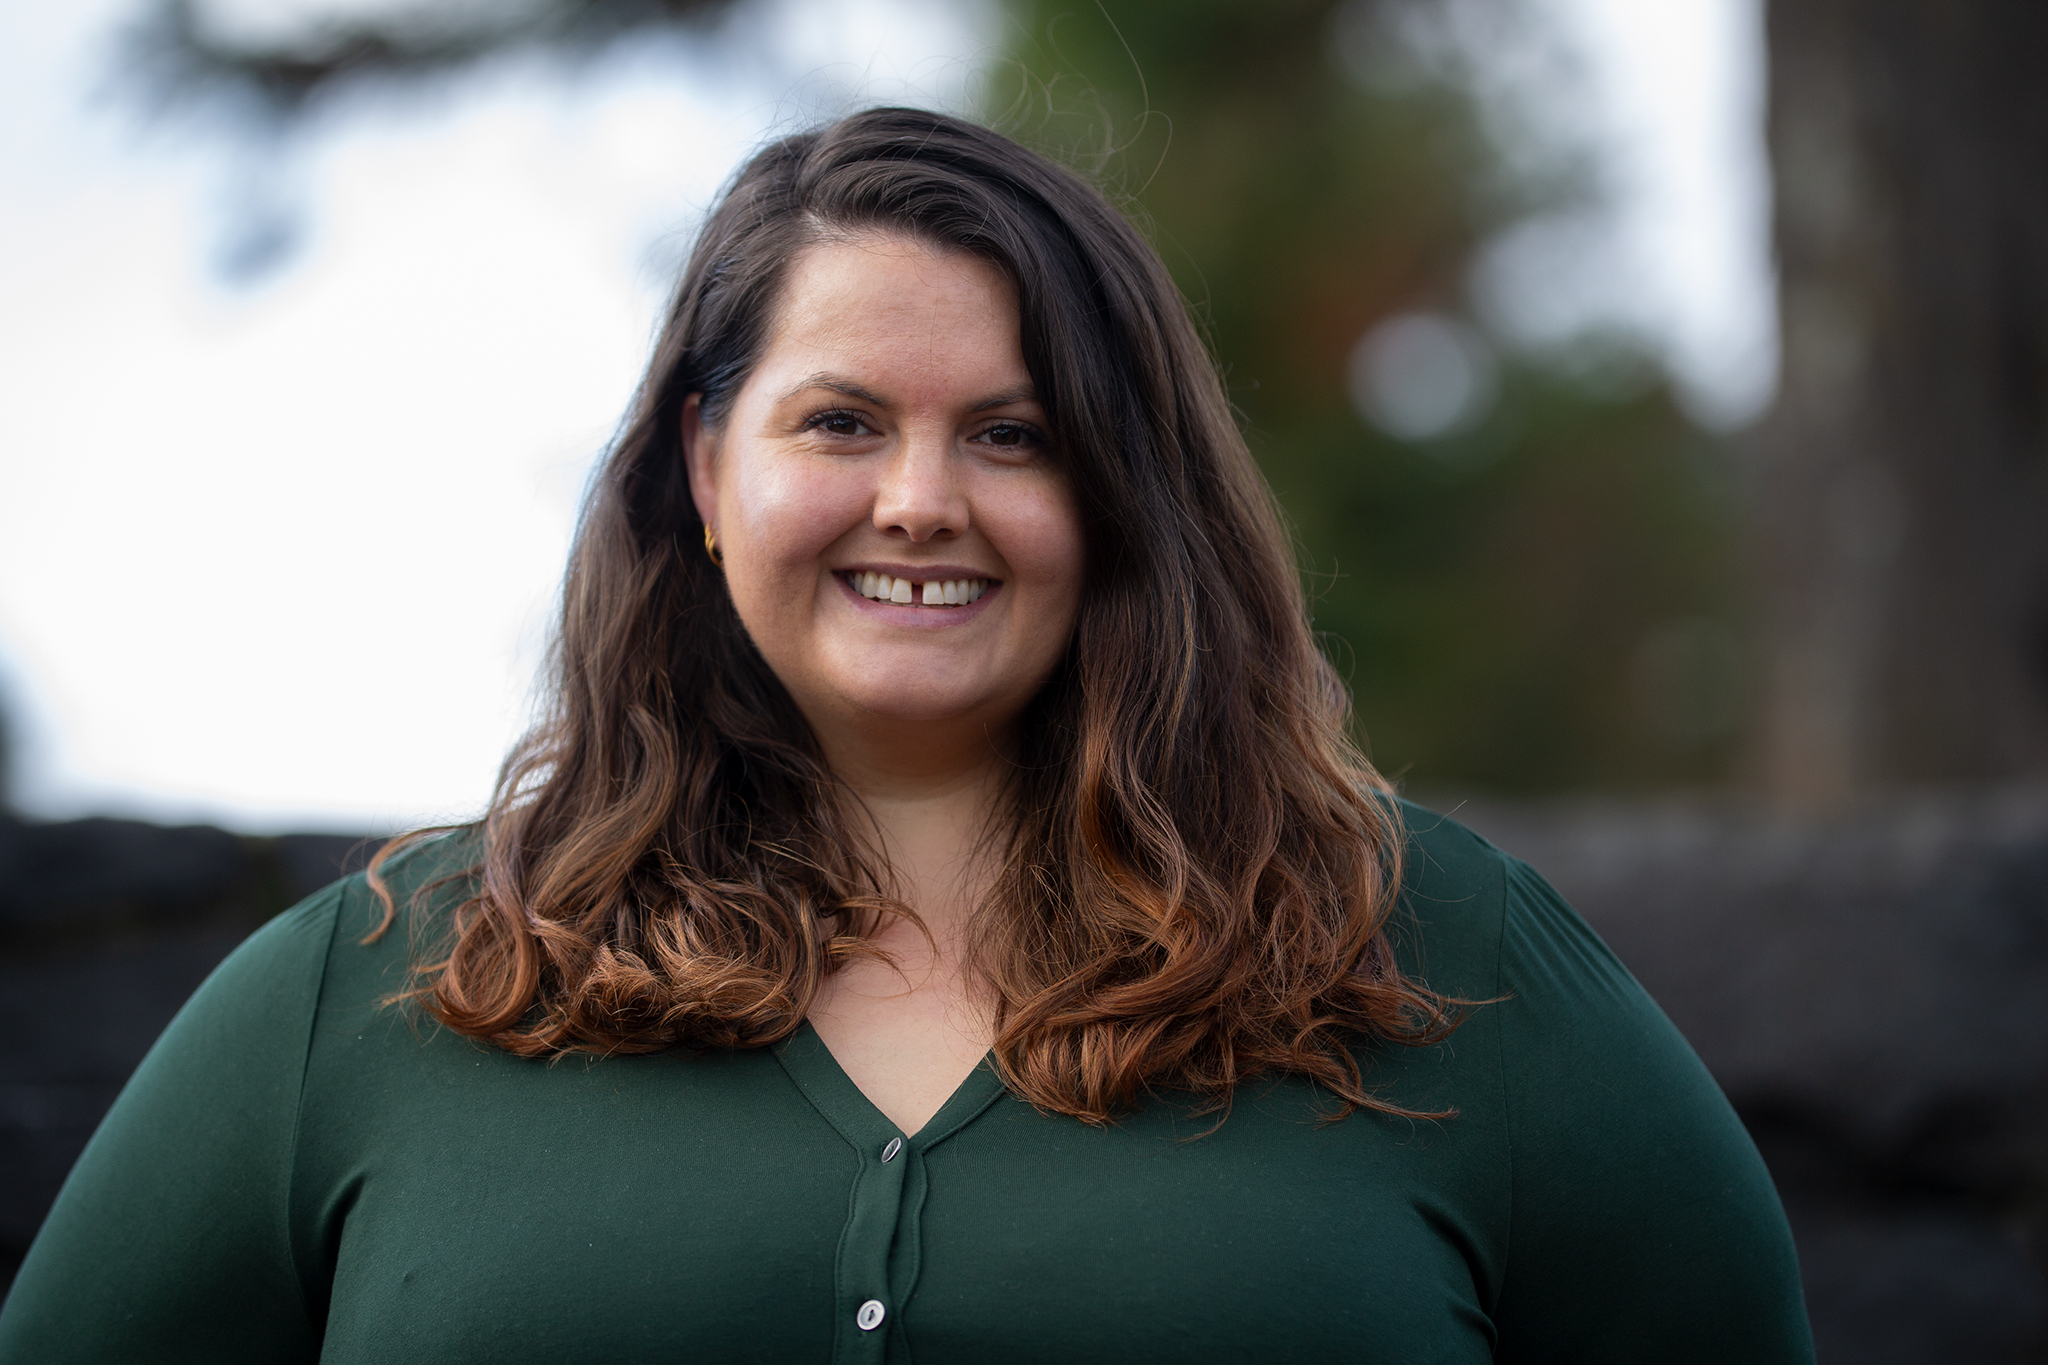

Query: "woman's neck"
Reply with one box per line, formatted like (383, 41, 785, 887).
(816, 719, 1013, 936)
(802, 719, 1011, 1134)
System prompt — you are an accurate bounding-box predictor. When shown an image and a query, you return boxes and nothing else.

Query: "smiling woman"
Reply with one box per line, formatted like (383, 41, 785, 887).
(681, 237, 1087, 1129)
(0, 109, 1814, 1363)
(688, 240, 1081, 755)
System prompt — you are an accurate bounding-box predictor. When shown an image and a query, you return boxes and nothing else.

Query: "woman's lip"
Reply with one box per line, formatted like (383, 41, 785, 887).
(834, 572, 1000, 618)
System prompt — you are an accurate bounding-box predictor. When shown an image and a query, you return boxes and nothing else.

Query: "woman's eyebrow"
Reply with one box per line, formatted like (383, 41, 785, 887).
(775, 374, 1040, 413)
(969, 384, 1039, 412)
(777, 372, 889, 406)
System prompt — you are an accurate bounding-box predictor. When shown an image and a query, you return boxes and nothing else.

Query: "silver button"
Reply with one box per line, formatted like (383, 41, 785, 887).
(856, 1299, 886, 1331)
(881, 1137, 902, 1162)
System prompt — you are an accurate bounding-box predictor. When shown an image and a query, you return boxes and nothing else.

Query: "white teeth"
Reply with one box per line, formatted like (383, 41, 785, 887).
(848, 573, 992, 605)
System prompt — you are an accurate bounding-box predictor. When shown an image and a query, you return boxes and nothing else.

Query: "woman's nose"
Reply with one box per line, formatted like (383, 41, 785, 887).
(872, 435, 968, 542)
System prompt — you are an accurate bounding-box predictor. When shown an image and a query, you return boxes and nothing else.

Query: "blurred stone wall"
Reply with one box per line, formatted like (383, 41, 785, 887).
(4, 797, 2046, 1360)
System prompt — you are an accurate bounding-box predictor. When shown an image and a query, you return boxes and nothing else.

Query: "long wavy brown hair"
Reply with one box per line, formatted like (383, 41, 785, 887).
(369, 106, 1460, 1124)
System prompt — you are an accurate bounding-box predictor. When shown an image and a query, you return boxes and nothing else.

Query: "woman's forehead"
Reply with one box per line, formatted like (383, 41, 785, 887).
(748, 236, 1032, 407)
(771, 234, 1016, 328)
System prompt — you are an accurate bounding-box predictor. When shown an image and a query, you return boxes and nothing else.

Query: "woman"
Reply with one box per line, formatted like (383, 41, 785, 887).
(0, 108, 1813, 1362)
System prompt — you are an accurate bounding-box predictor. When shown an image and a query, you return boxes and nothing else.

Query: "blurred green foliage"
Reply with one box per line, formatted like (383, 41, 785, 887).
(983, 0, 1746, 793)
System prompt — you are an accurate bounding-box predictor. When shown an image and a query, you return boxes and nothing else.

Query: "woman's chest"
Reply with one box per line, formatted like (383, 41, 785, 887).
(299, 1037, 1504, 1364)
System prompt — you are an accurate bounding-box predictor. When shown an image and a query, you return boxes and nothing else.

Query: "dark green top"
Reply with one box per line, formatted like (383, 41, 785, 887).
(0, 807, 1812, 1363)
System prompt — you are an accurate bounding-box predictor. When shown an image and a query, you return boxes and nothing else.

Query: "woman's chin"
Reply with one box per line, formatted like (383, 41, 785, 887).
(802, 641, 1039, 729)
(826, 676, 1021, 732)
(845, 694, 1001, 729)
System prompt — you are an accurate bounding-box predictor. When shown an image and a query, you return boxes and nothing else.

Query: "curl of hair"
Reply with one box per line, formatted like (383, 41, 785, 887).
(368, 107, 1464, 1125)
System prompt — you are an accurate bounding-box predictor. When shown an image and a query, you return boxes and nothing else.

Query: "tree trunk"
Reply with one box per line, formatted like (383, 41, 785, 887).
(1756, 0, 2048, 804)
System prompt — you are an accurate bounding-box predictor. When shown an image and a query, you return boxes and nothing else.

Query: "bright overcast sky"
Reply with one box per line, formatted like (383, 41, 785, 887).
(0, 0, 1774, 833)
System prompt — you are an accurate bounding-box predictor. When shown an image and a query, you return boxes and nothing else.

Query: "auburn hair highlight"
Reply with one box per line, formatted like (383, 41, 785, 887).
(369, 107, 1461, 1124)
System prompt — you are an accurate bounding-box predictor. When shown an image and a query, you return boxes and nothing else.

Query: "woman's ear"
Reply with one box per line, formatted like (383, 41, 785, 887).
(682, 392, 719, 531)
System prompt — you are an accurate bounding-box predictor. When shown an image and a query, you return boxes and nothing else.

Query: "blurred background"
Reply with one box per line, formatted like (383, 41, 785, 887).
(1, 0, 2044, 1356)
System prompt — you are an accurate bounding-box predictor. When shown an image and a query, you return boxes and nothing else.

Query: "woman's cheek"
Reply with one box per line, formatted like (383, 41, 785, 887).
(725, 453, 868, 573)
(996, 480, 1086, 608)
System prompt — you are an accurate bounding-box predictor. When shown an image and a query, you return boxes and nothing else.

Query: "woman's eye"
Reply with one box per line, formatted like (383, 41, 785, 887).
(980, 423, 1039, 449)
(806, 410, 873, 438)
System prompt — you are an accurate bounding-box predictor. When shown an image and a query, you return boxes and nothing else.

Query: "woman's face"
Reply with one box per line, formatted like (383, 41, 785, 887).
(684, 232, 1084, 760)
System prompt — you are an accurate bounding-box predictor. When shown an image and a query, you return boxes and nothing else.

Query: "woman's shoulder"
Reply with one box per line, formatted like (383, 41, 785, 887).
(1391, 799, 1757, 1169)
(128, 827, 478, 1053)
(312, 824, 484, 994)
(1389, 798, 1649, 1010)
(1385, 798, 1519, 1000)
(364, 823, 486, 900)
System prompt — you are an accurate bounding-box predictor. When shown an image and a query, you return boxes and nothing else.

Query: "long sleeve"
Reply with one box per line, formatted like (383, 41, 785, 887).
(1487, 855, 1814, 1362)
(0, 885, 340, 1363)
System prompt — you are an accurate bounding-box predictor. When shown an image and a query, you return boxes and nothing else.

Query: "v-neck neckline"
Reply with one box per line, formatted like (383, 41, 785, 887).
(773, 1020, 1008, 1152)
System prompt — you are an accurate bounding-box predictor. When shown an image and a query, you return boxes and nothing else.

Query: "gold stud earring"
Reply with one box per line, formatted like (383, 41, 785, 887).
(703, 523, 723, 566)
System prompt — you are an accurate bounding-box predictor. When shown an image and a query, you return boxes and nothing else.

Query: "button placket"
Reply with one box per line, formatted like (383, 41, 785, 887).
(773, 1026, 1010, 1364)
(831, 1132, 909, 1365)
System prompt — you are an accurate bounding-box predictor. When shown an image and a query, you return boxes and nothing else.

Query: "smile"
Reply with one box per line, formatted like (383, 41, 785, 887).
(843, 571, 992, 608)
